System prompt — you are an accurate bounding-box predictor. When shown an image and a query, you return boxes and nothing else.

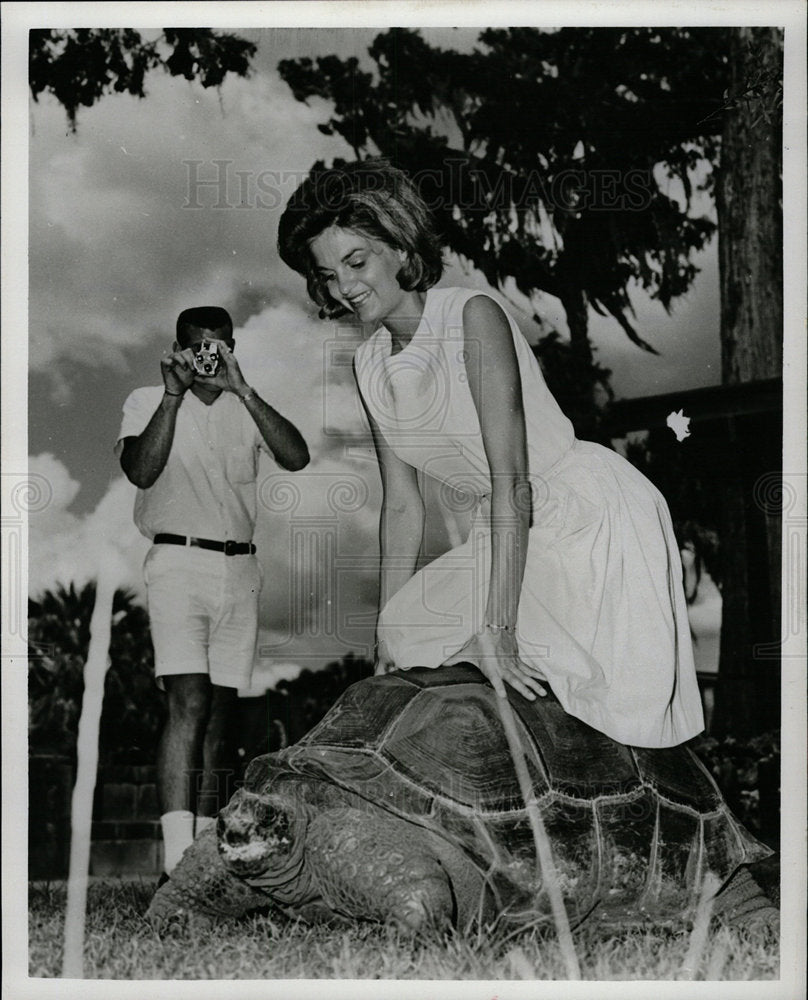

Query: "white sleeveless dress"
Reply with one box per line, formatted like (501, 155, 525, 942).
(353, 286, 704, 747)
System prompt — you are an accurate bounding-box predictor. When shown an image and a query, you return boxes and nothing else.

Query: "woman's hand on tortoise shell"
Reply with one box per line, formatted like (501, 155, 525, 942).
(456, 629, 547, 701)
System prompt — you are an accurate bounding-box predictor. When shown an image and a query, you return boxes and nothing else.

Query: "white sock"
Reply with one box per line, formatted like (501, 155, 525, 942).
(160, 810, 194, 874)
(195, 814, 216, 836)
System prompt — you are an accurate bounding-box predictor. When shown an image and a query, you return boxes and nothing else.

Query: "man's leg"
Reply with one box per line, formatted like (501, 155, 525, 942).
(196, 684, 239, 829)
(198, 553, 261, 832)
(157, 673, 212, 873)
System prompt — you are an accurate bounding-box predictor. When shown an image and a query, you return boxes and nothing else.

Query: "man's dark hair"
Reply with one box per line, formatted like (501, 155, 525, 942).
(176, 306, 234, 342)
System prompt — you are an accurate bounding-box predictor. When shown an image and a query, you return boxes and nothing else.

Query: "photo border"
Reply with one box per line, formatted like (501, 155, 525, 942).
(3, 2, 805, 997)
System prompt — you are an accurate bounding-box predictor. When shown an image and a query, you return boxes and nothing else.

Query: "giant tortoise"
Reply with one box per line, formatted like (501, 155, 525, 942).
(147, 664, 777, 932)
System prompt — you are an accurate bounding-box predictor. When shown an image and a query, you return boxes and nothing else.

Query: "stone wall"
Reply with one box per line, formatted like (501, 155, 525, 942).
(29, 757, 163, 879)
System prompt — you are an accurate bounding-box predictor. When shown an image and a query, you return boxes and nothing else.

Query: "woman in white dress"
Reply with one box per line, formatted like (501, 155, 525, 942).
(278, 160, 704, 748)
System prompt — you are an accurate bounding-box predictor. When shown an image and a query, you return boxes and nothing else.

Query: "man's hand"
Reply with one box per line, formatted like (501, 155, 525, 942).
(450, 628, 547, 701)
(218, 342, 251, 395)
(161, 349, 196, 395)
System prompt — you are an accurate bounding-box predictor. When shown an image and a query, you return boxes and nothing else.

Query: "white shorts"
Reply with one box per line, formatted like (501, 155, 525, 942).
(143, 544, 263, 690)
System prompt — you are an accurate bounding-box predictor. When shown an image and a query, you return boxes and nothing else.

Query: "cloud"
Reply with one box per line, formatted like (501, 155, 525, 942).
(230, 303, 384, 649)
(28, 61, 354, 383)
(239, 656, 305, 698)
(27, 458, 149, 600)
(26, 453, 81, 511)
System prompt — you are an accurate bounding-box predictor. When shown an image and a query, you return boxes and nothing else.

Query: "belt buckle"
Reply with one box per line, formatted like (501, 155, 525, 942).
(224, 540, 238, 556)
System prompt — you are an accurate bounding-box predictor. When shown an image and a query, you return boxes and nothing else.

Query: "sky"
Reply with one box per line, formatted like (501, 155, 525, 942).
(4, 10, 803, 691)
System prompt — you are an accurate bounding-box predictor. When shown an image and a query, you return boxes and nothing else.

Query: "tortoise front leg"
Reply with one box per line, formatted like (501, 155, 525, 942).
(306, 807, 454, 931)
(711, 857, 780, 932)
(146, 826, 271, 928)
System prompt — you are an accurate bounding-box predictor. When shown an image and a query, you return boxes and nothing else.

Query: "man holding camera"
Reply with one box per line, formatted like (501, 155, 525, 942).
(116, 306, 309, 883)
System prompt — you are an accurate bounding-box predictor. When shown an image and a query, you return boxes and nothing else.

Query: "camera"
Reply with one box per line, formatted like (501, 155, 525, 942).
(192, 340, 220, 378)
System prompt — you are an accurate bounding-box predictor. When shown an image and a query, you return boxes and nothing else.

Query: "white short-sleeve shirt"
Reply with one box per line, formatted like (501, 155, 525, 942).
(116, 386, 270, 542)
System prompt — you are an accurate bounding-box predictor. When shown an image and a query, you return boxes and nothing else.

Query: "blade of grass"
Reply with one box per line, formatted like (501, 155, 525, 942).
(705, 925, 731, 979)
(495, 692, 581, 979)
(678, 870, 721, 980)
(61, 558, 119, 978)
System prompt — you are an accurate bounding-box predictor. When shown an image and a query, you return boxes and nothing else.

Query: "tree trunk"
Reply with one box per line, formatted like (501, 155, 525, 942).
(718, 28, 783, 384)
(712, 27, 783, 737)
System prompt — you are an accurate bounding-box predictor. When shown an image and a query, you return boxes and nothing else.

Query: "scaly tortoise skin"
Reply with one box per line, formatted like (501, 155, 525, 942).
(148, 664, 777, 932)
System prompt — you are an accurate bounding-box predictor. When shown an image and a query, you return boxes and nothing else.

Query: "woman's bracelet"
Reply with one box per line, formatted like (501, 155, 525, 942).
(238, 388, 256, 404)
(164, 388, 184, 398)
(485, 622, 516, 633)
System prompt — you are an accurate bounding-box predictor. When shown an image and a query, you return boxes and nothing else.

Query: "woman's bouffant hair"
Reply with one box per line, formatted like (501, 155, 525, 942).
(277, 159, 444, 318)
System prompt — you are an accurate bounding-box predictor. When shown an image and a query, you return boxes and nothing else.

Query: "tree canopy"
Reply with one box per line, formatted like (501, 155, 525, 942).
(279, 27, 731, 358)
(29, 28, 256, 130)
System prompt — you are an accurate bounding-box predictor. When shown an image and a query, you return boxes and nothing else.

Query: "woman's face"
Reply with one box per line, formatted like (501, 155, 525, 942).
(309, 226, 414, 325)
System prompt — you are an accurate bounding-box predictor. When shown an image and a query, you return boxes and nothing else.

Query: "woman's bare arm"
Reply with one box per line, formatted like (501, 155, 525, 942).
(356, 372, 424, 667)
(462, 295, 530, 630)
(460, 295, 546, 699)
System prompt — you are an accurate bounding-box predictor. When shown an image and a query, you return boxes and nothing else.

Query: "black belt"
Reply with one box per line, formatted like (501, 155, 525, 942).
(154, 533, 256, 556)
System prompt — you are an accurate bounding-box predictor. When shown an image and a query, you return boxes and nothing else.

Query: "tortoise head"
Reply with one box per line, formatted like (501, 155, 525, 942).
(217, 788, 304, 880)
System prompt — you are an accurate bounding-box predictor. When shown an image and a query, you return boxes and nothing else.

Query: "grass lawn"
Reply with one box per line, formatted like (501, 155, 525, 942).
(28, 879, 779, 981)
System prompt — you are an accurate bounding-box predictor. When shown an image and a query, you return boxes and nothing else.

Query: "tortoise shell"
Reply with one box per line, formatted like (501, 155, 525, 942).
(246, 664, 771, 925)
